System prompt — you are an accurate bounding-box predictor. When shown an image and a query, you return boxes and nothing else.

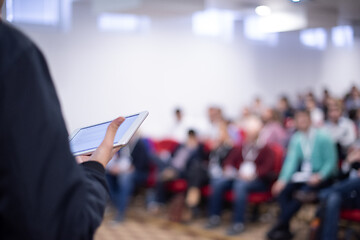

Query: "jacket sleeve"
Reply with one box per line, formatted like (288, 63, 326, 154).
(256, 145, 275, 180)
(1, 42, 108, 239)
(279, 135, 301, 183)
(223, 146, 243, 169)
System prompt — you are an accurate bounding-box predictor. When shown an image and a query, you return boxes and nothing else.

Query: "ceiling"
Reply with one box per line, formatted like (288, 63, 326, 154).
(91, 0, 360, 29)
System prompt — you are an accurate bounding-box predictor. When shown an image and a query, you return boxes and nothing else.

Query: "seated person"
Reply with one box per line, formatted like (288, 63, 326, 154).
(106, 135, 150, 223)
(259, 108, 288, 148)
(276, 96, 295, 122)
(305, 97, 325, 127)
(318, 140, 360, 240)
(267, 110, 337, 240)
(324, 99, 356, 160)
(207, 118, 239, 179)
(205, 117, 275, 236)
(148, 130, 207, 212)
(355, 108, 360, 138)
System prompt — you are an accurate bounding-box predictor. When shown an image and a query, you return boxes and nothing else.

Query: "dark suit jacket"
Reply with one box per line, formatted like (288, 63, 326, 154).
(1, 21, 108, 240)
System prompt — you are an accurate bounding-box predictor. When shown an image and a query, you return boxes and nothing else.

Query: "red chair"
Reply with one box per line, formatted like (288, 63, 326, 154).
(153, 138, 179, 154)
(341, 209, 360, 222)
(167, 179, 188, 192)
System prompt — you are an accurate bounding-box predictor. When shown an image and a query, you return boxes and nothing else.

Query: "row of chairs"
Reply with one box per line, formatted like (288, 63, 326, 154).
(144, 138, 360, 231)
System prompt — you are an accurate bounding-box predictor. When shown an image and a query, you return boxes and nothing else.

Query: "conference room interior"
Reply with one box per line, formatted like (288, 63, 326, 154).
(3, 0, 360, 239)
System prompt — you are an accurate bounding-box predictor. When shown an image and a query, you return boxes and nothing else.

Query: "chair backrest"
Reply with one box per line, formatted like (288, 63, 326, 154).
(154, 138, 180, 154)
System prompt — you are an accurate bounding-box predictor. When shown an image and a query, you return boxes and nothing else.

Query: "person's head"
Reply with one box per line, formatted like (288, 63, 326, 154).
(186, 129, 198, 148)
(254, 97, 262, 106)
(261, 108, 281, 124)
(277, 96, 290, 112)
(327, 99, 343, 122)
(174, 108, 182, 122)
(295, 110, 312, 132)
(207, 106, 223, 124)
(323, 88, 329, 96)
(350, 86, 360, 99)
(241, 106, 251, 118)
(243, 116, 263, 143)
(305, 96, 317, 111)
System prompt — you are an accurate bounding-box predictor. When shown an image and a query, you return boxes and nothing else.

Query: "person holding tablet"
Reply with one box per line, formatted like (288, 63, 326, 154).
(0, 2, 125, 239)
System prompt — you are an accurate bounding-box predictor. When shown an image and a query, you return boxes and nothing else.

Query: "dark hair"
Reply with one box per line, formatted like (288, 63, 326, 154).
(175, 108, 182, 114)
(295, 109, 310, 117)
(188, 129, 197, 137)
(280, 95, 290, 106)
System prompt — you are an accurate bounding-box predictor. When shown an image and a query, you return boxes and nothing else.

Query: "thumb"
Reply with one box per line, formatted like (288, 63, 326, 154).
(103, 117, 125, 146)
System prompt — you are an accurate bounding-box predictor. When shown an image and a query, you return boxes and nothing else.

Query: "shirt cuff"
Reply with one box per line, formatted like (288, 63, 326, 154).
(81, 161, 105, 174)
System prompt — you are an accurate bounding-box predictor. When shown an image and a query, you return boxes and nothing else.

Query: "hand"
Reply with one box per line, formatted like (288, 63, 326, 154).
(238, 173, 255, 182)
(161, 168, 177, 181)
(82, 117, 125, 167)
(108, 165, 122, 175)
(76, 155, 91, 164)
(307, 174, 322, 186)
(223, 166, 237, 178)
(347, 150, 360, 164)
(272, 180, 286, 196)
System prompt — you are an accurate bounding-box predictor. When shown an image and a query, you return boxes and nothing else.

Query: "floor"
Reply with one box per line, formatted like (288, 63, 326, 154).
(94, 198, 314, 240)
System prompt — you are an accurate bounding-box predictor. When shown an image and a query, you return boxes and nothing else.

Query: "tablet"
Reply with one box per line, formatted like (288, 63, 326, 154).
(69, 111, 148, 156)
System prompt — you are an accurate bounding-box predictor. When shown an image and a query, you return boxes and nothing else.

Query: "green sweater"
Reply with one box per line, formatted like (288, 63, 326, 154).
(279, 129, 338, 182)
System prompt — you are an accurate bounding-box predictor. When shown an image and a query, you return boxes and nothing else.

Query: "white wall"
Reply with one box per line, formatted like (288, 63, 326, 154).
(15, 4, 360, 138)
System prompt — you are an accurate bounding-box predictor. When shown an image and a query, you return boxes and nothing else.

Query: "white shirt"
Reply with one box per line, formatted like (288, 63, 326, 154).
(324, 117, 356, 148)
(239, 145, 259, 178)
(310, 108, 324, 127)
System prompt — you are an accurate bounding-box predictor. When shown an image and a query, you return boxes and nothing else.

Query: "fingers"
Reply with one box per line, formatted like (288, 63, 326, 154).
(111, 146, 122, 156)
(103, 117, 125, 146)
(76, 155, 91, 164)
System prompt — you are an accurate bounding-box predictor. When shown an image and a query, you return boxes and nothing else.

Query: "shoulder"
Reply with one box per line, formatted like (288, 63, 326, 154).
(340, 117, 355, 126)
(315, 129, 333, 142)
(289, 131, 302, 143)
(258, 144, 274, 157)
(0, 21, 38, 75)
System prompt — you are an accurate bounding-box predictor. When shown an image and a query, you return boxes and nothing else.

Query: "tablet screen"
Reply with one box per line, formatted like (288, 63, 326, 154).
(70, 114, 138, 155)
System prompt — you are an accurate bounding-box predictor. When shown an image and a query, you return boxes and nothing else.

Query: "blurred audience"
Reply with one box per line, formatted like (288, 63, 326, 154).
(323, 99, 356, 160)
(208, 118, 240, 180)
(356, 109, 360, 137)
(111, 84, 360, 237)
(204, 106, 224, 143)
(148, 130, 207, 212)
(276, 95, 295, 122)
(317, 140, 360, 240)
(205, 117, 275, 236)
(321, 88, 331, 119)
(305, 96, 325, 127)
(345, 85, 360, 118)
(251, 97, 266, 117)
(106, 136, 151, 223)
(167, 108, 190, 142)
(258, 108, 288, 147)
(267, 110, 337, 240)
